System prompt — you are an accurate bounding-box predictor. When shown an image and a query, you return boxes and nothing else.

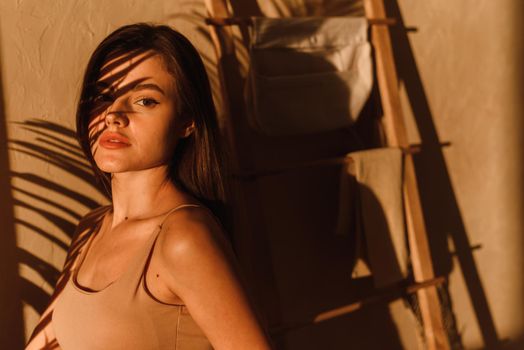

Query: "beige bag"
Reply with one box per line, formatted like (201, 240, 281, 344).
(247, 16, 373, 136)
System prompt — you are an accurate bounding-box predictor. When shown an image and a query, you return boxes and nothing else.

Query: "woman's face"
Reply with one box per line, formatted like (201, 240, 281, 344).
(88, 50, 191, 175)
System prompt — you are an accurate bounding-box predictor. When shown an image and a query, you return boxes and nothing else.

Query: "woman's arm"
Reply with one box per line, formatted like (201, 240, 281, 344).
(158, 209, 274, 350)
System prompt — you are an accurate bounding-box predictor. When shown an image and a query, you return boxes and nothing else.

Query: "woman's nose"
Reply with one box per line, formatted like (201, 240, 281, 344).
(105, 111, 128, 127)
(105, 99, 129, 127)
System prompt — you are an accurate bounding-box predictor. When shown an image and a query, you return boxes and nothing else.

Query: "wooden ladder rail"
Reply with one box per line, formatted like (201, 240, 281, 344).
(364, 0, 450, 349)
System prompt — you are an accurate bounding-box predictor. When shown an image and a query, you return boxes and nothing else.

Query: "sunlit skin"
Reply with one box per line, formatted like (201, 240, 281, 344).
(26, 51, 273, 349)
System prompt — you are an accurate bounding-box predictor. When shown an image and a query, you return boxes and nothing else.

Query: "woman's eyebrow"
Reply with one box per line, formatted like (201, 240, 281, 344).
(132, 83, 165, 95)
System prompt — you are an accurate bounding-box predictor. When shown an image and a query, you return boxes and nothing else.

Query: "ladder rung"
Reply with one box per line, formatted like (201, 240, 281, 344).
(205, 17, 397, 27)
(230, 145, 422, 180)
(270, 276, 446, 335)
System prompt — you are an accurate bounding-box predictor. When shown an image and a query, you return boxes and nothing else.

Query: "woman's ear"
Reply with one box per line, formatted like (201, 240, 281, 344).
(181, 121, 195, 138)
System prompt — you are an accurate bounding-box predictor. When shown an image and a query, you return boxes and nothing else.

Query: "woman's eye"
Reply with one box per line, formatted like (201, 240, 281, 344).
(135, 97, 159, 107)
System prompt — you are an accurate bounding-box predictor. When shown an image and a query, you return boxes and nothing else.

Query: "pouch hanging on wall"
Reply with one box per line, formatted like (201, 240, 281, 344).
(247, 16, 373, 136)
(335, 147, 409, 288)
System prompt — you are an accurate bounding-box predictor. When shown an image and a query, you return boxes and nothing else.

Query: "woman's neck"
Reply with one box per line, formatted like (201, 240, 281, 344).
(108, 166, 190, 228)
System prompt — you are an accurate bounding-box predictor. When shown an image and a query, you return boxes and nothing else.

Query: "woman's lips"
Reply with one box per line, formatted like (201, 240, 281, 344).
(99, 132, 131, 149)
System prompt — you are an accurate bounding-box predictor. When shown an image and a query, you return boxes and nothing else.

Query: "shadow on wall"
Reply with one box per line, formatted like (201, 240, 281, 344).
(515, 1, 524, 348)
(7, 118, 107, 346)
(0, 38, 25, 350)
(384, 0, 516, 348)
(263, 167, 425, 349)
(10, 118, 104, 311)
(517, 1, 524, 349)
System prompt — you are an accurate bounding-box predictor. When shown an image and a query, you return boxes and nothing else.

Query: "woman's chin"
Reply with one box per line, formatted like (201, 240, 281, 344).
(95, 160, 131, 173)
(96, 162, 166, 174)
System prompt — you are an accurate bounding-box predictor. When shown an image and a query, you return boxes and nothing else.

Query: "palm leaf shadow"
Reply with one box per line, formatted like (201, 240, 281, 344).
(8, 119, 108, 345)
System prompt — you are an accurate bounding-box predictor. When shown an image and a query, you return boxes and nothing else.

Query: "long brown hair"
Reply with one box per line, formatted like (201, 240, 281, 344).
(76, 23, 231, 230)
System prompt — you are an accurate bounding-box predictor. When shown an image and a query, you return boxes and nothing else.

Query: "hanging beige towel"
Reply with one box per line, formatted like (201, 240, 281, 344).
(335, 148, 408, 288)
(247, 16, 373, 136)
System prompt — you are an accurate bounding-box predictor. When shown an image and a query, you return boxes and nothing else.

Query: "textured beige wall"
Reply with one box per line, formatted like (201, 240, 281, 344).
(393, 0, 524, 348)
(1, 0, 522, 349)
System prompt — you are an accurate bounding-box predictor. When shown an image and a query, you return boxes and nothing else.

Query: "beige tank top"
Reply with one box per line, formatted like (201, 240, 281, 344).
(52, 204, 214, 349)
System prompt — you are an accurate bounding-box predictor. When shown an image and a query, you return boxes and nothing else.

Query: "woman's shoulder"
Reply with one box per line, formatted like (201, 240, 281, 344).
(156, 204, 234, 268)
(152, 204, 239, 307)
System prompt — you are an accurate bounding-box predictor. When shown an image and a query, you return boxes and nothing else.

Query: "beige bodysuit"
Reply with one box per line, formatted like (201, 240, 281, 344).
(52, 204, 213, 349)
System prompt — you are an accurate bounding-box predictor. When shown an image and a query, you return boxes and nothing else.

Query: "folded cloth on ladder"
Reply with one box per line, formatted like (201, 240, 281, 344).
(335, 147, 409, 288)
(247, 16, 373, 136)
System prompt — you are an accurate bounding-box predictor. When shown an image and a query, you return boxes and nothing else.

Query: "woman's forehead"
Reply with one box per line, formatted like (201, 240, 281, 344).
(97, 50, 173, 90)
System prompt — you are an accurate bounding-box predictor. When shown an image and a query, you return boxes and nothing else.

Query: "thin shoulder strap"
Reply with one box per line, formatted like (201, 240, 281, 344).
(158, 204, 203, 228)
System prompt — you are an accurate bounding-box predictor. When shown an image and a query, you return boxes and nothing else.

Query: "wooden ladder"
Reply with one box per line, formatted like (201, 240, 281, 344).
(203, 0, 450, 348)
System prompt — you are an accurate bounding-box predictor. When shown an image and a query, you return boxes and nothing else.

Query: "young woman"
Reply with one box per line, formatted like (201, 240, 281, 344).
(26, 23, 273, 350)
